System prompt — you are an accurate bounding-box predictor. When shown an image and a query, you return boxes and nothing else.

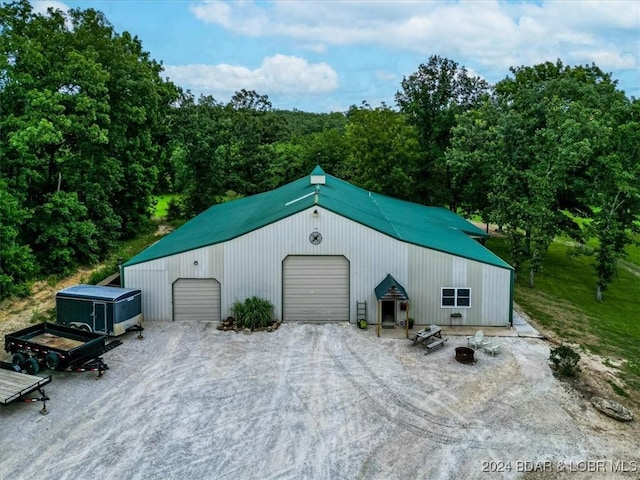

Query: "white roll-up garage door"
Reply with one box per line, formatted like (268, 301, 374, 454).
(283, 255, 349, 322)
(173, 278, 221, 322)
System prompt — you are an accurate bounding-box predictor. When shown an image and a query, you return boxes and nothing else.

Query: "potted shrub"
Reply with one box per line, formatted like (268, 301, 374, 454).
(408, 318, 415, 329)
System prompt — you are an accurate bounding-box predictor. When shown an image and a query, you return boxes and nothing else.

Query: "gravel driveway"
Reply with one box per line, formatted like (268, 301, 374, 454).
(1, 322, 638, 479)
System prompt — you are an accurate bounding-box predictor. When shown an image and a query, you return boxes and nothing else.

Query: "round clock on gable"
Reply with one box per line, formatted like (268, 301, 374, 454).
(309, 231, 323, 245)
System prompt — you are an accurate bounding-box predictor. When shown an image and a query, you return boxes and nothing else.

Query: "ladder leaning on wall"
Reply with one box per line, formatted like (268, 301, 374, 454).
(356, 301, 367, 325)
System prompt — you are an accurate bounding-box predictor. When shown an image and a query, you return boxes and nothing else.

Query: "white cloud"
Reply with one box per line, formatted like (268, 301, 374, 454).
(299, 43, 327, 54)
(188, 1, 639, 79)
(375, 70, 397, 82)
(164, 54, 338, 96)
(31, 0, 69, 15)
(573, 50, 637, 70)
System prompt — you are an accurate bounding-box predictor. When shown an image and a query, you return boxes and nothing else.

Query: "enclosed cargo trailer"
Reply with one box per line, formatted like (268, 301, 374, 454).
(56, 285, 143, 336)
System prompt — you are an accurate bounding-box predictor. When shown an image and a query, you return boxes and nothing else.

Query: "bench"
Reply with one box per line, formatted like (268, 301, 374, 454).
(483, 343, 501, 356)
(424, 338, 448, 354)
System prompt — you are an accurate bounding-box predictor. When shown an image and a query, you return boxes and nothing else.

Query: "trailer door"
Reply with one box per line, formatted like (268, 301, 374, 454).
(93, 303, 107, 333)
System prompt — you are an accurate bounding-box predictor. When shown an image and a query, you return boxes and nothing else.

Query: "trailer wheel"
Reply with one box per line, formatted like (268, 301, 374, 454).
(45, 352, 60, 370)
(12, 352, 27, 368)
(78, 324, 91, 332)
(25, 357, 40, 375)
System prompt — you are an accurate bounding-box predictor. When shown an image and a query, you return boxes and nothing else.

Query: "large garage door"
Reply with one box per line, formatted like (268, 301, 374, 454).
(283, 255, 349, 322)
(173, 278, 221, 322)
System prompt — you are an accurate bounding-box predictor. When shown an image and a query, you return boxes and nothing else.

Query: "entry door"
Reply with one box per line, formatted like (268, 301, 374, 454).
(381, 300, 395, 323)
(93, 303, 107, 333)
(283, 255, 349, 322)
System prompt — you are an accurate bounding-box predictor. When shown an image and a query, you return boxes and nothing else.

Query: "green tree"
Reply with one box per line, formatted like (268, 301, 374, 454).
(586, 99, 640, 301)
(395, 55, 490, 207)
(446, 99, 500, 223)
(343, 103, 421, 199)
(0, 182, 38, 298)
(168, 93, 229, 216)
(224, 90, 286, 195)
(28, 191, 99, 274)
(448, 60, 634, 290)
(0, 1, 178, 293)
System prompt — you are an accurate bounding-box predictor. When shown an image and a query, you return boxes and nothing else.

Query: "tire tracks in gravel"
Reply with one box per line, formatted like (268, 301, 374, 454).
(326, 329, 538, 450)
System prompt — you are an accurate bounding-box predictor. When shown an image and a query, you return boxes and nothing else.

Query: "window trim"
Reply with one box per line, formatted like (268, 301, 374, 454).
(441, 287, 471, 308)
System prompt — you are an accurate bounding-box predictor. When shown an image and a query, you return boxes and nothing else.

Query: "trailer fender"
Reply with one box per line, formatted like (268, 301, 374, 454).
(68, 322, 92, 332)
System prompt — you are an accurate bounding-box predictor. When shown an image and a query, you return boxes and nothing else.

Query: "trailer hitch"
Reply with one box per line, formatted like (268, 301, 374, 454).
(71, 358, 109, 379)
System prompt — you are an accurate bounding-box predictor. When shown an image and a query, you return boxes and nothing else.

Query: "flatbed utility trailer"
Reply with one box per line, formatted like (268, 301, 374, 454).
(0, 361, 51, 414)
(5, 323, 121, 378)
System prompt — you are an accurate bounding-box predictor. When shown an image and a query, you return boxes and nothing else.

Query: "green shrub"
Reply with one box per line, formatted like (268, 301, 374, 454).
(166, 198, 185, 221)
(232, 296, 273, 330)
(87, 263, 118, 285)
(549, 344, 581, 377)
(30, 307, 56, 324)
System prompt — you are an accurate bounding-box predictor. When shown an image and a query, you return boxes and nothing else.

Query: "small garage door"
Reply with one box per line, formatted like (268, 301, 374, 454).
(173, 278, 221, 322)
(283, 255, 349, 322)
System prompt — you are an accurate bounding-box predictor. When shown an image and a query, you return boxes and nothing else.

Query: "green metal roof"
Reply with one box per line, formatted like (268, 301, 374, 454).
(375, 274, 410, 301)
(124, 167, 512, 270)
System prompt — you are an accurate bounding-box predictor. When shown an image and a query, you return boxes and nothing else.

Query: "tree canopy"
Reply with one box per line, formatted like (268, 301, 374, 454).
(0, 0, 178, 295)
(1, 1, 637, 303)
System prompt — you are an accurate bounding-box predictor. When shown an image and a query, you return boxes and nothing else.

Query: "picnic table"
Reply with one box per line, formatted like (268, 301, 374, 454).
(410, 326, 448, 353)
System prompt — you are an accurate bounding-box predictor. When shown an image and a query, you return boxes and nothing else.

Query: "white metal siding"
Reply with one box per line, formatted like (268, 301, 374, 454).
(408, 244, 511, 326)
(125, 266, 170, 322)
(173, 278, 221, 322)
(223, 208, 406, 323)
(124, 207, 510, 327)
(124, 244, 225, 321)
(283, 255, 349, 322)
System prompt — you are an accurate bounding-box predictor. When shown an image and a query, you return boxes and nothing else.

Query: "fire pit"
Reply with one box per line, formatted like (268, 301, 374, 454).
(455, 346, 475, 364)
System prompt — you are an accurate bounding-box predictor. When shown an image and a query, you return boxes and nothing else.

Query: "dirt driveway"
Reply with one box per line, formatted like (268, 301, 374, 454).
(1, 322, 638, 480)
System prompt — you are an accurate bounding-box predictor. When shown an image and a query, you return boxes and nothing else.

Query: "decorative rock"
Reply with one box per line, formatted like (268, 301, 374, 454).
(591, 396, 634, 422)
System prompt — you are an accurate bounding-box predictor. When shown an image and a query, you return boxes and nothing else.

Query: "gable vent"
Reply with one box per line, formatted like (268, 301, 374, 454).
(310, 173, 325, 185)
(310, 165, 326, 185)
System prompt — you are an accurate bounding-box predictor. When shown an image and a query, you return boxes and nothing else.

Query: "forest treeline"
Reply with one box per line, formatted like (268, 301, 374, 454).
(1, 1, 638, 301)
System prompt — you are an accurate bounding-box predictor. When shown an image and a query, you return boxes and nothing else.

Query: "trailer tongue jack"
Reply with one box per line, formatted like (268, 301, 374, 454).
(1, 362, 52, 415)
(20, 387, 50, 415)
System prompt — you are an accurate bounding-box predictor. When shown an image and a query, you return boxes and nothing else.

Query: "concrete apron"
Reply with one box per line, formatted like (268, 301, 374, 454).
(365, 309, 543, 339)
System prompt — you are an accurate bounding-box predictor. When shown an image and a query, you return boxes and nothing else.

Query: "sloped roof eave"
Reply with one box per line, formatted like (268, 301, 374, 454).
(123, 168, 512, 270)
(123, 197, 314, 267)
(315, 205, 513, 270)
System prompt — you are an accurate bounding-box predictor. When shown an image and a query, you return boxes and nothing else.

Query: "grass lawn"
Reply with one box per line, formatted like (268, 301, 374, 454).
(153, 194, 178, 219)
(487, 236, 640, 397)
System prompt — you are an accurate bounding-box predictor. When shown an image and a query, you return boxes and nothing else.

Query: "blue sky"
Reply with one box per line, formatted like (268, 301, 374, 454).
(34, 1, 639, 112)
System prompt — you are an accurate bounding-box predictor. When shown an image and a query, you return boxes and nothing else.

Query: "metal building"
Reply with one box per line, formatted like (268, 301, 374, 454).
(122, 166, 514, 327)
